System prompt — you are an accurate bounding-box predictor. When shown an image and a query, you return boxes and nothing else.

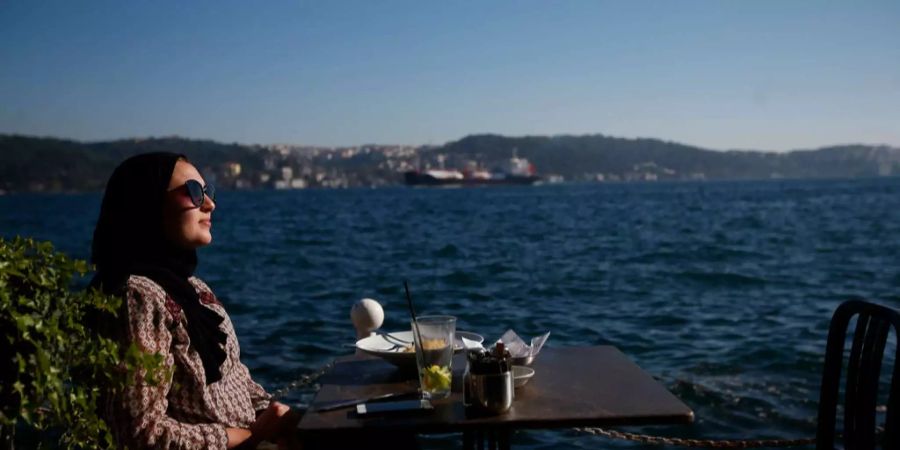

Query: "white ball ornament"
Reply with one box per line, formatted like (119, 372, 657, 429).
(351, 298, 384, 340)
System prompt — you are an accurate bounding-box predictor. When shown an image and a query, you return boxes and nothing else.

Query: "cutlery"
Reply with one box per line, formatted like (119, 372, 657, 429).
(377, 330, 413, 346)
(311, 391, 420, 412)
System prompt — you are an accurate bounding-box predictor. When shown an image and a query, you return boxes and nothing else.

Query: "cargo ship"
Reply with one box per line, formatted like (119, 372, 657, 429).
(404, 156, 541, 187)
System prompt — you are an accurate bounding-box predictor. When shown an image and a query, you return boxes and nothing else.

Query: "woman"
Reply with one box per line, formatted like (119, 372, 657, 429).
(91, 152, 299, 449)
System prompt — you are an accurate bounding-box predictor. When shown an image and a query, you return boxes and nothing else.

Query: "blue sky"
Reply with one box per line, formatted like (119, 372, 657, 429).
(1, 0, 898, 151)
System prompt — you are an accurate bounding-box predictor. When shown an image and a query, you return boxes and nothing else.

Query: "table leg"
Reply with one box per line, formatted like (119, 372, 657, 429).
(463, 430, 474, 450)
(497, 428, 510, 450)
(462, 428, 512, 450)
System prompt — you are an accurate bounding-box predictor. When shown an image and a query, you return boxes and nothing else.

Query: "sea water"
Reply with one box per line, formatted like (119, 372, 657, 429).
(2, 178, 899, 449)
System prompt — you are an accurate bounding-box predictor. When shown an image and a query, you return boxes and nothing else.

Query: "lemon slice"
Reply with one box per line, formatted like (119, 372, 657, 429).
(422, 364, 452, 391)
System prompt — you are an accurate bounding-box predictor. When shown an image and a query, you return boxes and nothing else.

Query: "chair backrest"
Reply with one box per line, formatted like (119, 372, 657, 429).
(817, 299, 900, 450)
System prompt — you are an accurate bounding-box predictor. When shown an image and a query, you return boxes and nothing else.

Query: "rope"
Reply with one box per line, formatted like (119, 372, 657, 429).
(575, 405, 887, 447)
(269, 362, 333, 401)
(574, 427, 818, 448)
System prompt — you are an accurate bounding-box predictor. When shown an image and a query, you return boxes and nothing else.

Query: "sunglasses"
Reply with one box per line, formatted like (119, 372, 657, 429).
(183, 179, 216, 208)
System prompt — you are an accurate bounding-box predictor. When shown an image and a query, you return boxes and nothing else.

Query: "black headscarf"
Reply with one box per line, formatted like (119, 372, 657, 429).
(90, 152, 227, 384)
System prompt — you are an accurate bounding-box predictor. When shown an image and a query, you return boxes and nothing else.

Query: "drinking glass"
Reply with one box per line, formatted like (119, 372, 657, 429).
(411, 315, 456, 399)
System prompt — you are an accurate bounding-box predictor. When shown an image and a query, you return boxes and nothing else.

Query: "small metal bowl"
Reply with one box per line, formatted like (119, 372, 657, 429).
(510, 355, 535, 366)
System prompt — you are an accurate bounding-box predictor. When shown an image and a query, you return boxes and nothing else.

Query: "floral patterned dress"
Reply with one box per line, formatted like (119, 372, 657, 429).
(106, 275, 271, 449)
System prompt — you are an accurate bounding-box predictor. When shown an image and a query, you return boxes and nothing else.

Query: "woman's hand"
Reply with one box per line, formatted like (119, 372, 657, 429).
(227, 401, 301, 449)
(274, 407, 303, 450)
(252, 401, 291, 443)
(225, 427, 253, 449)
(226, 402, 302, 450)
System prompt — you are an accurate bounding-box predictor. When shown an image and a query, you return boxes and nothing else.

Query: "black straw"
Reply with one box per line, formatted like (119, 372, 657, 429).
(404, 280, 425, 363)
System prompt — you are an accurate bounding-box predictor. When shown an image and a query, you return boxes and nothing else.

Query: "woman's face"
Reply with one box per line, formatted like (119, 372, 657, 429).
(163, 160, 215, 249)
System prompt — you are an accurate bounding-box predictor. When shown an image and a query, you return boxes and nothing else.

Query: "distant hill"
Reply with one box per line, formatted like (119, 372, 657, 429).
(0, 135, 268, 193)
(0, 133, 898, 193)
(434, 134, 900, 181)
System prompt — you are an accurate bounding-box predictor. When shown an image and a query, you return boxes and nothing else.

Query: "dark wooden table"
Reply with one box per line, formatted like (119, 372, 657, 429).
(298, 346, 694, 449)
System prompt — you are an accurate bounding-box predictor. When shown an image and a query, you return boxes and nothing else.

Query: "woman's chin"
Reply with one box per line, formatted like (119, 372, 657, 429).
(182, 233, 212, 249)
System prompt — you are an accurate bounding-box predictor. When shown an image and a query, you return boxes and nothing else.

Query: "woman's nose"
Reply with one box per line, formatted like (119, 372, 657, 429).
(202, 195, 215, 212)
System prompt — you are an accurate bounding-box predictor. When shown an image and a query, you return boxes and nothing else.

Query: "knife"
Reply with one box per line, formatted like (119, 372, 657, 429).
(311, 391, 420, 412)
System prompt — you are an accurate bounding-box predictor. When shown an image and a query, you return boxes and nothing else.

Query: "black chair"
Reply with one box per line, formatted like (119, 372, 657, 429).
(817, 299, 900, 449)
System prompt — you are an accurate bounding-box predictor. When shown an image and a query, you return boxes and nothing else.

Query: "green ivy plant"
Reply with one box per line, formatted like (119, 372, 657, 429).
(0, 237, 167, 449)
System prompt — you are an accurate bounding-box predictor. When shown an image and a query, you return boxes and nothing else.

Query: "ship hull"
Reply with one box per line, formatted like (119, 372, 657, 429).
(404, 171, 541, 187)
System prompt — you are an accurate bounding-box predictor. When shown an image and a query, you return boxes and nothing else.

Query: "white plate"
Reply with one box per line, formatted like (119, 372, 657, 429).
(355, 331, 484, 369)
(512, 365, 535, 388)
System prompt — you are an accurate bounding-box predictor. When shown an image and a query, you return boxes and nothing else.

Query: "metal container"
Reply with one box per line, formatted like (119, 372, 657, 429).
(464, 346, 514, 415)
(466, 371, 514, 414)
